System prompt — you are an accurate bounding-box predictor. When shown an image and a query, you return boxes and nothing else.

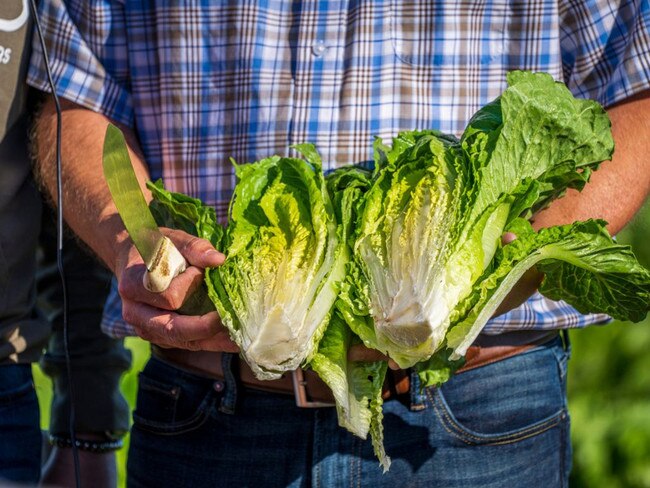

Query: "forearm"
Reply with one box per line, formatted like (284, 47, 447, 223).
(33, 97, 235, 352)
(33, 98, 151, 275)
(532, 89, 650, 234)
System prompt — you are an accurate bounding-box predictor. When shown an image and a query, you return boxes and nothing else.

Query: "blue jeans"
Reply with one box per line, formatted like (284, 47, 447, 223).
(0, 364, 41, 484)
(128, 335, 571, 488)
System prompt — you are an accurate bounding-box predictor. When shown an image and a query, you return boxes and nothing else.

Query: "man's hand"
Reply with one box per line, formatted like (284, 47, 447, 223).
(347, 344, 400, 370)
(115, 228, 238, 352)
(33, 99, 238, 352)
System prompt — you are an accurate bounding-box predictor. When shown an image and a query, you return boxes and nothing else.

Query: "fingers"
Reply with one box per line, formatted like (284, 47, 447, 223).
(186, 336, 241, 353)
(347, 344, 400, 370)
(501, 232, 517, 245)
(114, 229, 236, 352)
(123, 305, 239, 351)
(119, 260, 206, 311)
(117, 229, 225, 311)
(163, 228, 225, 268)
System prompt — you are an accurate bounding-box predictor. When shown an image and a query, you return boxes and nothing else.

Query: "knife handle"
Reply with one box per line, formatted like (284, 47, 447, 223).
(143, 236, 216, 316)
(143, 236, 187, 293)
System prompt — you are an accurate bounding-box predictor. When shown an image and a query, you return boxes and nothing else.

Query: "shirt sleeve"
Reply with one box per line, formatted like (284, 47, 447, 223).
(27, 0, 133, 126)
(560, 0, 650, 107)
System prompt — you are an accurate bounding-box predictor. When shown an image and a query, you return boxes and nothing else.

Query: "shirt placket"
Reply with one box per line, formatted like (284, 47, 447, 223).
(289, 1, 347, 171)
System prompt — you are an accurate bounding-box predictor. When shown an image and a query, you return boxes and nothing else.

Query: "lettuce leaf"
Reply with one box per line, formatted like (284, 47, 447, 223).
(310, 310, 390, 471)
(446, 219, 650, 361)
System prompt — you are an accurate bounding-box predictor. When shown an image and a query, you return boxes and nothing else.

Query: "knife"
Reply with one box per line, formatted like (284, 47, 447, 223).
(102, 123, 187, 293)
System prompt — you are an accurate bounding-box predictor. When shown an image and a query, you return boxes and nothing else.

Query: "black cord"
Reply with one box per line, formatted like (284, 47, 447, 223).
(28, 2, 81, 487)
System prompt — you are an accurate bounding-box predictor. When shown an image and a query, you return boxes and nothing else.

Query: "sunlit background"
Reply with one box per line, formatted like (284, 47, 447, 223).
(32, 200, 650, 488)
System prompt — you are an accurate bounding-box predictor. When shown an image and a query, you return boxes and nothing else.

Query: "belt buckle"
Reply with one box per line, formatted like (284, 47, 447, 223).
(291, 369, 335, 408)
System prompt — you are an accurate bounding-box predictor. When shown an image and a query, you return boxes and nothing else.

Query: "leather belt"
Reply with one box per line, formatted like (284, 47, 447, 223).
(151, 329, 559, 408)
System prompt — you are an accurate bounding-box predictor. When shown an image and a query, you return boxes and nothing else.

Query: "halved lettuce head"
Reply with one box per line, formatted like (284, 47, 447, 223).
(149, 145, 347, 380)
(204, 145, 349, 380)
(338, 71, 650, 379)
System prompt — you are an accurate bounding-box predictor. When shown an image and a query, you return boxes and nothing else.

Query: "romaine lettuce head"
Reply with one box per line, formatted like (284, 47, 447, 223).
(205, 145, 348, 380)
(340, 71, 649, 371)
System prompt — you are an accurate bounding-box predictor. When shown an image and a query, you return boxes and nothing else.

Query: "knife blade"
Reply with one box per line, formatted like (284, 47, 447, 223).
(102, 123, 187, 293)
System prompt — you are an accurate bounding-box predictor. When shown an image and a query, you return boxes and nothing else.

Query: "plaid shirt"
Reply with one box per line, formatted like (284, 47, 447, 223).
(28, 0, 650, 338)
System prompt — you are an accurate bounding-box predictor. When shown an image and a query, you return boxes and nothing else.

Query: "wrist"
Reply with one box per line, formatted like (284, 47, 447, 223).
(112, 229, 135, 278)
(49, 433, 124, 453)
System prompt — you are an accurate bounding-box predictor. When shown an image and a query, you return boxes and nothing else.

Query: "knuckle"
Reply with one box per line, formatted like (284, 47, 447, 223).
(121, 304, 136, 326)
(183, 341, 202, 351)
(117, 264, 143, 296)
(117, 278, 131, 299)
(167, 291, 184, 311)
(135, 325, 152, 342)
(181, 236, 207, 256)
(159, 293, 177, 311)
(161, 315, 180, 343)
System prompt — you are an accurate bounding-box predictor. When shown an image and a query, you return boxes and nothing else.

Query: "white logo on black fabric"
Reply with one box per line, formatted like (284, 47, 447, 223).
(0, 46, 11, 64)
(0, 0, 29, 33)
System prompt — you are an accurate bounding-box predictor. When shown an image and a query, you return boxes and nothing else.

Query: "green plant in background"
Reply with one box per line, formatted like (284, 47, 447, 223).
(569, 199, 650, 488)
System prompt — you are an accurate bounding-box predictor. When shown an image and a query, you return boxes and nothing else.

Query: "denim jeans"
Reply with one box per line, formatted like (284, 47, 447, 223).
(0, 364, 41, 484)
(128, 335, 571, 488)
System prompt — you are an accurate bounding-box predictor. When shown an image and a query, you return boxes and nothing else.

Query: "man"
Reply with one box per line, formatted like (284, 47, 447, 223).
(29, 1, 650, 487)
(0, 1, 130, 485)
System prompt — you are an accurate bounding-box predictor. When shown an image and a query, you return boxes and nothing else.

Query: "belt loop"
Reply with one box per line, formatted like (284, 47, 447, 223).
(218, 352, 238, 415)
(409, 369, 427, 411)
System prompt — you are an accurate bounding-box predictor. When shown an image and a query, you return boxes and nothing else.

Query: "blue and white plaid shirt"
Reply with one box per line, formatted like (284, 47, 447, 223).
(28, 0, 650, 338)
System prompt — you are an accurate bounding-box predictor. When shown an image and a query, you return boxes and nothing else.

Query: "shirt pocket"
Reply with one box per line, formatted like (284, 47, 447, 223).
(389, 0, 509, 66)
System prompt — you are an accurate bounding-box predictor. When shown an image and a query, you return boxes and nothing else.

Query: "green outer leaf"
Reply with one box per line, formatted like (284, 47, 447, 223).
(147, 179, 222, 245)
(447, 219, 650, 359)
(368, 376, 390, 473)
(463, 71, 614, 225)
(309, 312, 390, 471)
(415, 348, 466, 388)
(537, 232, 650, 323)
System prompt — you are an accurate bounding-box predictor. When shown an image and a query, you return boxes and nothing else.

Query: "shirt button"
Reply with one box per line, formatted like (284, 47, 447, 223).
(213, 380, 225, 392)
(311, 39, 328, 57)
